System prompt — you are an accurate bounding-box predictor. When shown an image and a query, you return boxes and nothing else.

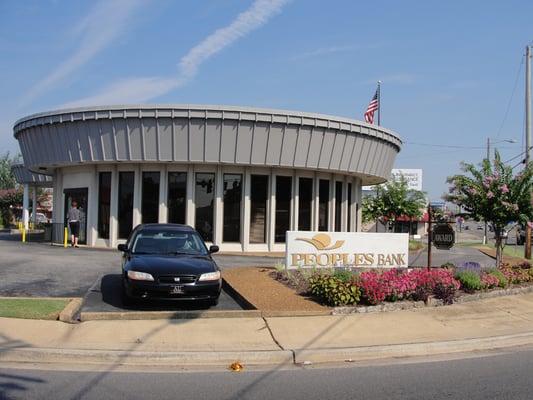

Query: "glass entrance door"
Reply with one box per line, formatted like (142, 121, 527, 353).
(64, 188, 88, 245)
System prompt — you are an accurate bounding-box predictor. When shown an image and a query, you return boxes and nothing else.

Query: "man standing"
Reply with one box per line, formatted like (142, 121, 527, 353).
(67, 200, 81, 248)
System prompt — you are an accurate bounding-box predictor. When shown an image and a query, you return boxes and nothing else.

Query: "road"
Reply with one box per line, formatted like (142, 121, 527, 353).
(2, 347, 533, 399)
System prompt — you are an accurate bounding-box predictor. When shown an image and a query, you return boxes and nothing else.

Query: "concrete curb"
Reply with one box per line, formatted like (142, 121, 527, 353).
(0, 347, 294, 367)
(58, 298, 83, 323)
(293, 331, 533, 364)
(80, 309, 262, 321)
(2, 331, 533, 368)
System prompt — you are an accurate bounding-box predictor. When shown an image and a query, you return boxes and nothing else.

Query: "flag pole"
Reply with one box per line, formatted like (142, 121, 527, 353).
(377, 80, 381, 126)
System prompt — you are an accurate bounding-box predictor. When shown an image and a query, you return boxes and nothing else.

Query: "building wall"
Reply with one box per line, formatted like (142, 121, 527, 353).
(54, 164, 362, 251)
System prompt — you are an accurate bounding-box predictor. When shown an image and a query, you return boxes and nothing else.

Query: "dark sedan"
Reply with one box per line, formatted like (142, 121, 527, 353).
(118, 224, 221, 306)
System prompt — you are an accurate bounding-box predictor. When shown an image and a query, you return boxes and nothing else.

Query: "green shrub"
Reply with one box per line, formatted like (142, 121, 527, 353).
(487, 269, 508, 288)
(455, 270, 483, 292)
(441, 262, 455, 269)
(308, 272, 360, 306)
(333, 268, 354, 283)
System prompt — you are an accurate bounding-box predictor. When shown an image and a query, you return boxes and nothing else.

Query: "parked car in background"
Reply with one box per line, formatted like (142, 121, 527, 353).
(30, 212, 49, 224)
(118, 224, 222, 306)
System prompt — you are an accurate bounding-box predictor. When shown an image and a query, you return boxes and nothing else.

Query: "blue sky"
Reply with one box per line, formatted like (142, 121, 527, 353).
(1, 0, 532, 200)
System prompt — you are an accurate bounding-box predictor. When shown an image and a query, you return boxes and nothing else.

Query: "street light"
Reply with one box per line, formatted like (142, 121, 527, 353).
(483, 138, 518, 244)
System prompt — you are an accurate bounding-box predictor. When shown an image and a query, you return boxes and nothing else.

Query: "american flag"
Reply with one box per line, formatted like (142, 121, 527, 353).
(364, 89, 379, 124)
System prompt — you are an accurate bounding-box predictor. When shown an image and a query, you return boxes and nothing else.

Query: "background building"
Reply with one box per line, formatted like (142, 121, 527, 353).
(14, 104, 402, 251)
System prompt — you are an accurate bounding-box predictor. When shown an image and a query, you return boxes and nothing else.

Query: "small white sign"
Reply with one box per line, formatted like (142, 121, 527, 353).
(286, 231, 409, 269)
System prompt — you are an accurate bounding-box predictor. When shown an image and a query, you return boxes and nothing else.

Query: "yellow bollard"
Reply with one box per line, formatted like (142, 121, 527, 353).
(64, 227, 68, 248)
(22, 228, 26, 243)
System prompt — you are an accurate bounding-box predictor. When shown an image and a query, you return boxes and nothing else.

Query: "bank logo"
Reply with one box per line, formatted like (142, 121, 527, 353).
(296, 233, 344, 250)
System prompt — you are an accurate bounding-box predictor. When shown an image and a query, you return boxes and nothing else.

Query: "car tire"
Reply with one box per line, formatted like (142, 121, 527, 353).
(121, 281, 134, 307)
(208, 297, 219, 307)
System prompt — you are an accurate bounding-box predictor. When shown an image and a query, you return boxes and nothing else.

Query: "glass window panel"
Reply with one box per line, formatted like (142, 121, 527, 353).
(118, 172, 134, 239)
(335, 181, 343, 232)
(347, 182, 352, 231)
(250, 175, 268, 243)
(275, 176, 292, 243)
(195, 173, 215, 241)
(141, 172, 160, 224)
(298, 177, 313, 231)
(223, 174, 242, 242)
(98, 172, 111, 239)
(318, 179, 329, 231)
(167, 172, 187, 224)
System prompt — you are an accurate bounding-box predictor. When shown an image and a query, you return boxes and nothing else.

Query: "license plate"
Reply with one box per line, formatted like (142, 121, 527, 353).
(170, 285, 184, 294)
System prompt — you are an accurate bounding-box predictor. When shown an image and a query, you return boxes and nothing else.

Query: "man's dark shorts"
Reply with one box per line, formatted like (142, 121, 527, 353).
(69, 221, 80, 236)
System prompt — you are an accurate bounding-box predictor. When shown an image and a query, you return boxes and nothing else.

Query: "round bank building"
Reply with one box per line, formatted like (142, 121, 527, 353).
(13, 104, 402, 251)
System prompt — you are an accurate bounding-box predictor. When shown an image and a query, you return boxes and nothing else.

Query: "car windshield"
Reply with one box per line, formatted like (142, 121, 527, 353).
(131, 231, 208, 256)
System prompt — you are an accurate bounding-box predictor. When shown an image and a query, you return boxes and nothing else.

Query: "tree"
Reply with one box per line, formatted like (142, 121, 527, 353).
(0, 188, 23, 227)
(445, 151, 533, 267)
(0, 152, 21, 190)
(362, 177, 427, 232)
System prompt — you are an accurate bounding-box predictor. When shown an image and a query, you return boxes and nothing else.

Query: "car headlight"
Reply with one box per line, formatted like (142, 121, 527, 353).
(127, 270, 154, 281)
(198, 271, 221, 281)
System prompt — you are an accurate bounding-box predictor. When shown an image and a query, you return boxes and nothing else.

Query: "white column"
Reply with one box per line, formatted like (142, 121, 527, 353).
(186, 165, 195, 227)
(268, 171, 276, 250)
(214, 165, 223, 245)
(88, 165, 98, 246)
(31, 186, 37, 225)
(22, 184, 29, 230)
(242, 169, 251, 251)
(292, 172, 299, 231)
(133, 165, 142, 227)
(159, 165, 168, 223)
(110, 166, 118, 246)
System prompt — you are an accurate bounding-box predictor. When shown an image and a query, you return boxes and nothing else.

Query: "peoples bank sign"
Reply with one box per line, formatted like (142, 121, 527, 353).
(286, 231, 409, 269)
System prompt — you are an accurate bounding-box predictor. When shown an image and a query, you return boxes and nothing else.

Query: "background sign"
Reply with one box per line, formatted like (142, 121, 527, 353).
(432, 224, 455, 250)
(286, 231, 409, 269)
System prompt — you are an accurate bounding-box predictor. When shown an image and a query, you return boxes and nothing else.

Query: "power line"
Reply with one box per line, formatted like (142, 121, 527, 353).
(495, 54, 524, 138)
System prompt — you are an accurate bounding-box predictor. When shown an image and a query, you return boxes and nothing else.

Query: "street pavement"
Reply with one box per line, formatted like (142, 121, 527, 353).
(2, 347, 533, 400)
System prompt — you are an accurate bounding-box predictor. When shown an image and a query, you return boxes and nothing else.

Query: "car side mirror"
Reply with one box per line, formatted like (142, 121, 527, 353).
(209, 245, 219, 254)
(117, 243, 128, 252)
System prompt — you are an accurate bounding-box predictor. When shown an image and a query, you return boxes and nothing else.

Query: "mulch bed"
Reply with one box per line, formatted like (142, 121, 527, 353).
(222, 267, 327, 312)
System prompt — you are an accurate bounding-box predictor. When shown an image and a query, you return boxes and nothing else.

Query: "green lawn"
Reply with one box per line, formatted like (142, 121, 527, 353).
(409, 240, 425, 251)
(0, 298, 69, 319)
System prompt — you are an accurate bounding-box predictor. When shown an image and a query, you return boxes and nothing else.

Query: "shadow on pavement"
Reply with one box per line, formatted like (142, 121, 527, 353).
(81, 274, 243, 313)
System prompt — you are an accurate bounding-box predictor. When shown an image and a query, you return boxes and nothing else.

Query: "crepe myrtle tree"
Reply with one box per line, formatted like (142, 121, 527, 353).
(446, 151, 533, 267)
(362, 177, 427, 233)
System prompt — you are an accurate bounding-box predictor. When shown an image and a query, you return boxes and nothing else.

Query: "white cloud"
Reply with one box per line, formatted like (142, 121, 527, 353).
(21, 0, 146, 105)
(292, 43, 383, 60)
(63, 0, 290, 108)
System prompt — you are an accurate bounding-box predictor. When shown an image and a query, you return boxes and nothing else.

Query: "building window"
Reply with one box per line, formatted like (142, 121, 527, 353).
(250, 175, 268, 243)
(298, 177, 313, 231)
(118, 171, 134, 239)
(223, 174, 242, 242)
(97, 172, 111, 239)
(275, 176, 292, 243)
(347, 182, 352, 231)
(168, 172, 187, 224)
(141, 172, 160, 224)
(195, 173, 215, 242)
(318, 180, 329, 231)
(335, 181, 343, 232)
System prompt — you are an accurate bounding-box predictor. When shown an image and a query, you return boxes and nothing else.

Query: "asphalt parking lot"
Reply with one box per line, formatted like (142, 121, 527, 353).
(0, 233, 281, 312)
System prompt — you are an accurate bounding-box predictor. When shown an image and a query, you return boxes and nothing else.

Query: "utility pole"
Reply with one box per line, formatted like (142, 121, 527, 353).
(526, 45, 532, 259)
(427, 204, 432, 270)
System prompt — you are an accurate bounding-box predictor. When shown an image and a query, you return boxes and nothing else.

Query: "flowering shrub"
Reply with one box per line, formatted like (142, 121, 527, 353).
(308, 272, 360, 306)
(480, 273, 499, 289)
(499, 263, 531, 284)
(358, 268, 459, 305)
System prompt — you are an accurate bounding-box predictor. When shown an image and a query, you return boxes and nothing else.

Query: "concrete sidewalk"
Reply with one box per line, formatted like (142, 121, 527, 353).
(2, 293, 533, 367)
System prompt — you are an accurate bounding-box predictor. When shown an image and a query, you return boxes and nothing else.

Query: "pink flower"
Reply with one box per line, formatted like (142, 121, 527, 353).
(468, 188, 477, 195)
(487, 191, 494, 199)
(501, 184, 509, 193)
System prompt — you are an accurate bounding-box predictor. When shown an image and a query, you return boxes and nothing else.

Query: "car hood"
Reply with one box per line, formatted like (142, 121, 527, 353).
(126, 254, 217, 276)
